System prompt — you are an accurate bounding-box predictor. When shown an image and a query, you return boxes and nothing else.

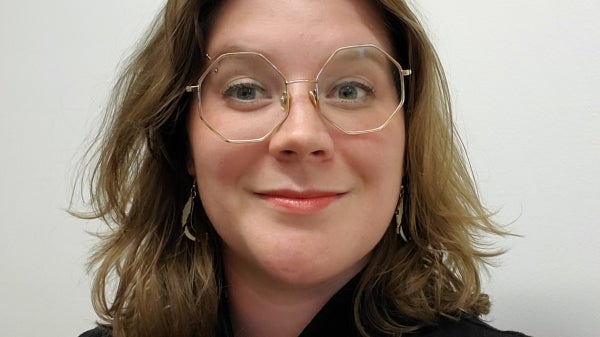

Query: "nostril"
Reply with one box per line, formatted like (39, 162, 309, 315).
(278, 148, 326, 157)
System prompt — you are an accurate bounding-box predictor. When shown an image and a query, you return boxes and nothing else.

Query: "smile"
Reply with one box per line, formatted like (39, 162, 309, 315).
(256, 190, 346, 214)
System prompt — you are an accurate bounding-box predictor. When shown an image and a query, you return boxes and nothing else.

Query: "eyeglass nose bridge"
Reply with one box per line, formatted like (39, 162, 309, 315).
(279, 79, 319, 112)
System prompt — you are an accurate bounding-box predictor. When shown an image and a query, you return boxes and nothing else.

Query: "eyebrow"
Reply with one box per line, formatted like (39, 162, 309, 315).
(209, 43, 265, 58)
(210, 43, 387, 61)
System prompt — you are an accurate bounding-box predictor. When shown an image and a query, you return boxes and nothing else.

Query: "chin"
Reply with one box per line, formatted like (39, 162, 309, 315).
(261, 252, 369, 289)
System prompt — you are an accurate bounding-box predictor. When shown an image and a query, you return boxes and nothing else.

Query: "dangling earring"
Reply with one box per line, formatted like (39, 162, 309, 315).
(181, 181, 198, 241)
(395, 185, 410, 242)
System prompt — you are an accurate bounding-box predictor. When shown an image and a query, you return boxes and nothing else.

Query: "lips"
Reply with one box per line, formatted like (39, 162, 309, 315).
(255, 190, 346, 214)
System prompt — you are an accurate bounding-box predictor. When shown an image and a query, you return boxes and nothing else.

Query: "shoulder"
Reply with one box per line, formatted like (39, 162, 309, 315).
(412, 315, 530, 337)
(78, 327, 113, 337)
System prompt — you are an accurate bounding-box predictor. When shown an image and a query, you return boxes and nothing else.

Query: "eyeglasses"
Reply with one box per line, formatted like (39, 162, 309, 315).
(185, 44, 411, 143)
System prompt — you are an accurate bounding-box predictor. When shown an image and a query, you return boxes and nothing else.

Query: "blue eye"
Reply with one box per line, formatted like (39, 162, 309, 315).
(332, 81, 374, 101)
(223, 83, 265, 100)
(338, 85, 357, 99)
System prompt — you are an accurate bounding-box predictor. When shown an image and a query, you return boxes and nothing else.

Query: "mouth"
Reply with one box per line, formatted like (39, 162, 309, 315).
(255, 190, 346, 214)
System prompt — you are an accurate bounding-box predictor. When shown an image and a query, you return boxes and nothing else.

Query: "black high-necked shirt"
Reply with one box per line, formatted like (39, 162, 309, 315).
(80, 276, 530, 337)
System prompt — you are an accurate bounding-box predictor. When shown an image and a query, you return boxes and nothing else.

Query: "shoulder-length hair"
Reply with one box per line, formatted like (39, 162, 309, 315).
(75, 1, 507, 336)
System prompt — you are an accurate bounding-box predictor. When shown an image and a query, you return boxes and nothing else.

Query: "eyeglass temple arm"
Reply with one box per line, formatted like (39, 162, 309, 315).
(401, 69, 412, 77)
(185, 85, 200, 93)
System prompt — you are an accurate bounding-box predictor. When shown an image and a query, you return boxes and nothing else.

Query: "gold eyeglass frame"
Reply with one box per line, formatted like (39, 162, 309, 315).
(185, 44, 412, 144)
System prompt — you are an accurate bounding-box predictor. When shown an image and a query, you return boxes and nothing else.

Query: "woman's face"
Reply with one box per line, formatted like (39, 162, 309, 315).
(188, 0, 406, 287)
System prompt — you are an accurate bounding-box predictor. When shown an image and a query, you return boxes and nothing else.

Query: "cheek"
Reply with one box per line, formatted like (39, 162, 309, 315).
(343, 118, 405, 184)
(187, 105, 257, 184)
(187, 122, 269, 232)
(188, 136, 259, 238)
(191, 140, 260, 189)
(383, 112, 407, 176)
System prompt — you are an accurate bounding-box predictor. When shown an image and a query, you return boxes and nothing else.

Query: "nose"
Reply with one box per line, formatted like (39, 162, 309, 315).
(268, 84, 334, 162)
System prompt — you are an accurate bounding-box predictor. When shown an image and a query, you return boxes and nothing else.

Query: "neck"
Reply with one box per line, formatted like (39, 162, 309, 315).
(223, 256, 362, 337)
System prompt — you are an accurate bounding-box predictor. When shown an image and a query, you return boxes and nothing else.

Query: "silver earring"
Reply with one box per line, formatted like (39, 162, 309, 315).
(395, 186, 409, 242)
(181, 182, 198, 241)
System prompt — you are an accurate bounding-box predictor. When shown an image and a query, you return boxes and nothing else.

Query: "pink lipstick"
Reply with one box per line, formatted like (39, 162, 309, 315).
(257, 190, 344, 214)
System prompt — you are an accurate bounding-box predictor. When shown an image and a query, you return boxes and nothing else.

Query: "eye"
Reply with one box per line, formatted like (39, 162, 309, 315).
(325, 81, 375, 108)
(219, 79, 274, 112)
(223, 82, 266, 101)
(335, 81, 373, 99)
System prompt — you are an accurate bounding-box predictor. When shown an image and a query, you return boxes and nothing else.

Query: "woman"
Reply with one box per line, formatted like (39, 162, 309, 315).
(77, 0, 528, 336)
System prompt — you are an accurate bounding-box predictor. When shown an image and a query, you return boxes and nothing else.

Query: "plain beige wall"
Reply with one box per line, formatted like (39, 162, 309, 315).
(1, 1, 598, 336)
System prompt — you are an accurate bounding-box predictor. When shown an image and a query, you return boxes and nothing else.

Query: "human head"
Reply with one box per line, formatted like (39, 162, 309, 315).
(185, 0, 408, 305)
(82, 0, 500, 335)
(88, 0, 449, 240)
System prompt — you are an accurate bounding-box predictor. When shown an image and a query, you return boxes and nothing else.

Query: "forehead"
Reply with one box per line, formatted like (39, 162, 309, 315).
(206, 0, 391, 68)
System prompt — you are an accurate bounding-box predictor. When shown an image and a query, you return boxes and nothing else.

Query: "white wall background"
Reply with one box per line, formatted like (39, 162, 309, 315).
(0, 1, 598, 336)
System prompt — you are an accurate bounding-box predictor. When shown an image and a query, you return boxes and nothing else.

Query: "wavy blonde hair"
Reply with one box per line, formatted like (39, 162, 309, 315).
(75, 1, 507, 336)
